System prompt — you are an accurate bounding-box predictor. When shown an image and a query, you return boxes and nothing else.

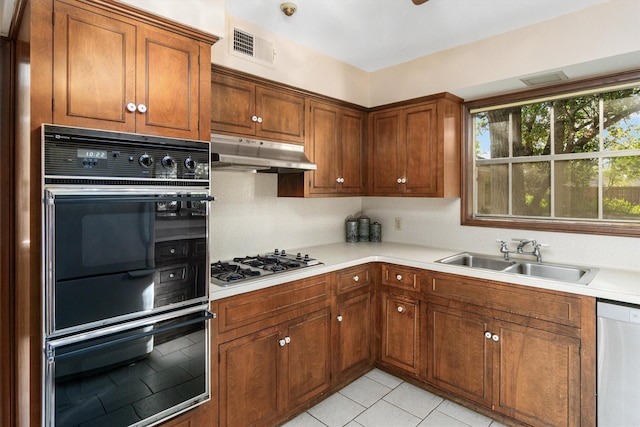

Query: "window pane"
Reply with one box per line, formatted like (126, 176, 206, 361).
(603, 89, 640, 151)
(555, 159, 598, 218)
(477, 164, 508, 214)
(512, 162, 550, 216)
(553, 95, 599, 154)
(603, 157, 640, 220)
(474, 110, 511, 159)
(513, 102, 550, 157)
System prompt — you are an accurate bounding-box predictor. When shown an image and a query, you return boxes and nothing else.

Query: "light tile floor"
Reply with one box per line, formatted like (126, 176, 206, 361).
(281, 369, 508, 427)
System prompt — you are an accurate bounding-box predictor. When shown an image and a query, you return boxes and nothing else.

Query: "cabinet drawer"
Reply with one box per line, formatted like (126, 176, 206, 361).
(336, 265, 371, 294)
(382, 264, 418, 291)
(156, 241, 189, 260)
(426, 272, 582, 328)
(216, 275, 330, 334)
(159, 266, 187, 283)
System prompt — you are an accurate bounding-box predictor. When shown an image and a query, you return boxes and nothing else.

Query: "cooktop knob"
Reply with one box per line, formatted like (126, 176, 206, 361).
(139, 153, 153, 168)
(184, 156, 197, 170)
(161, 155, 175, 168)
(296, 252, 302, 260)
(304, 254, 310, 261)
(281, 249, 286, 256)
(274, 249, 279, 255)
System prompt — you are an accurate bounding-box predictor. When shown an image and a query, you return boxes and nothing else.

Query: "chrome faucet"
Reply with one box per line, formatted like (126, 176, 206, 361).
(512, 238, 546, 263)
(496, 239, 514, 260)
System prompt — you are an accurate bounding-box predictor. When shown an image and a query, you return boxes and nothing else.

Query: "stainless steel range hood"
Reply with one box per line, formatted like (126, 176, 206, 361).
(210, 133, 316, 173)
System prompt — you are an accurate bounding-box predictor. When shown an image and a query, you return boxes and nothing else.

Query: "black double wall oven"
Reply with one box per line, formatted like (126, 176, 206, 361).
(42, 125, 214, 427)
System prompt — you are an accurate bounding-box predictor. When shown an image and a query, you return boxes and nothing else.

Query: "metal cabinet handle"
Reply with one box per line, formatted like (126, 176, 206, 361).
(353, 275, 359, 282)
(337, 315, 343, 322)
(397, 305, 404, 313)
(137, 104, 147, 113)
(396, 274, 403, 281)
(126, 102, 137, 112)
(169, 248, 176, 254)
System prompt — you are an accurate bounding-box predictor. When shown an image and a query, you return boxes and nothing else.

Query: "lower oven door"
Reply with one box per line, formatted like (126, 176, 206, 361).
(44, 306, 213, 427)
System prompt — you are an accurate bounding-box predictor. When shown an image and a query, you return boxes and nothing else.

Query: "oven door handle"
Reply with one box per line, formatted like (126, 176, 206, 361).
(47, 310, 215, 362)
(128, 268, 157, 278)
(51, 195, 216, 204)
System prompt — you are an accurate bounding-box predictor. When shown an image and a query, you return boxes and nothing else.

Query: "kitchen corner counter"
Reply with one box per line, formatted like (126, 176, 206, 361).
(210, 242, 640, 305)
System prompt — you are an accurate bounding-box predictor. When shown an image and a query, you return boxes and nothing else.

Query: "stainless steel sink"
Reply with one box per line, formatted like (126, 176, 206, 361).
(436, 252, 516, 271)
(436, 252, 598, 285)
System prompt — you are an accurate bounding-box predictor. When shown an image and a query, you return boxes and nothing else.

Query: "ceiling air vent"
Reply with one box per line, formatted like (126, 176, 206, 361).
(520, 71, 568, 87)
(231, 27, 274, 66)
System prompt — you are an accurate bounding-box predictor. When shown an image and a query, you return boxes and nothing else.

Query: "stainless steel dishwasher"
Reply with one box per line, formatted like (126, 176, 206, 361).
(597, 300, 640, 426)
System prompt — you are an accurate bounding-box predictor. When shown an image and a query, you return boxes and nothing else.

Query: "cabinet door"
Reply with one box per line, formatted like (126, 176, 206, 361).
(285, 308, 332, 408)
(135, 24, 201, 139)
(53, 1, 137, 132)
(210, 73, 256, 136)
(218, 326, 281, 427)
(255, 87, 305, 144)
(426, 303, 493, 407)
(494, 321, 581, 427)
(381, 293, 420, 374)
(403, 103, 438, 194)
(308, 101, 340, 193)
(370, 110, 402, 194)
(335, 293, 372, 382)
(339, 109, 366, 194)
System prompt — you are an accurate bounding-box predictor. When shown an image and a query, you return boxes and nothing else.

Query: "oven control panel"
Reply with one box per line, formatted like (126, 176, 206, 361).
(43, 124, 210, 185)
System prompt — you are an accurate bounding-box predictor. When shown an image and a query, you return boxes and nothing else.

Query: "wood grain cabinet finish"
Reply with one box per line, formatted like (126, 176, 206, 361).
(380, 292, 421, 375)
(52, 0, 214, 140)
(333, 265, 374, 383)
(425, 272, 595, 427)
(211, 72, 305, 144)
(306, 99, 366, 195)
(381, 264, 419, 291)
(368, 93, 462, 197)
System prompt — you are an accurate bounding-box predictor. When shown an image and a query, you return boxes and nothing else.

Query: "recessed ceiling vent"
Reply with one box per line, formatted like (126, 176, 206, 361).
(520, 71, 569, 87)
(231, 27, 275, 66)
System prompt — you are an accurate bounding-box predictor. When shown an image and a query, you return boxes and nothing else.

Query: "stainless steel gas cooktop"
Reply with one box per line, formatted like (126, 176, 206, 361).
(210, 249, 321, 287)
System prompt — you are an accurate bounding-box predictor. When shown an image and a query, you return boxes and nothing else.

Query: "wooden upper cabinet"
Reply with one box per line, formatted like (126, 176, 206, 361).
(211, 72, 305, 144)
(369, 93, 462, 197)
(306, 100, 366, 195)
(52, 0, 215, 140)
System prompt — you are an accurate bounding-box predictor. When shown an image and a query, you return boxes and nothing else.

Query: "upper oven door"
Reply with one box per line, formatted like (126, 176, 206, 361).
(44, 189, 211, 337)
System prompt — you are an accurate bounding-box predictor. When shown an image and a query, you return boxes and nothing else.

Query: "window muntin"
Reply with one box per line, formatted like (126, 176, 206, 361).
(471, 86, 640, 227)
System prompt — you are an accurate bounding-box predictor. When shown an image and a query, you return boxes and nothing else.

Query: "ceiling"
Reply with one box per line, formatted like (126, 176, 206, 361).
(227, 0, 607, 72)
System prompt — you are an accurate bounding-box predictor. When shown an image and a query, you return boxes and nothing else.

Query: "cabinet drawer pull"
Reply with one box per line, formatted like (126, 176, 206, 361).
(396, 274, 403, 281)
(353, 275, 359, 282)
(337, 315, 343, 322)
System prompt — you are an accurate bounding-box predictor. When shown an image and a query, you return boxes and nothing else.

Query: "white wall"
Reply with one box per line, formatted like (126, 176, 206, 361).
(209, 172, 361, 260)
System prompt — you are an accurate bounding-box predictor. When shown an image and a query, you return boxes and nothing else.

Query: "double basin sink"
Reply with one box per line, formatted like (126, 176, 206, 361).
(436, 252, 598, 285)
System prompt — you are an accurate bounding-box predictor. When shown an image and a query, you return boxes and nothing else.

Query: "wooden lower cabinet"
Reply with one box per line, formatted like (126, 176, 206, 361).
(380, 292, 421, 375)
(425, 271, 594, 427)
(217, 308, 331, 427)
(334, 292, 372, 382)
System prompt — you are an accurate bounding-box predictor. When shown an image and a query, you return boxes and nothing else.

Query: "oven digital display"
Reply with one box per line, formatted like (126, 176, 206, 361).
(77, 148, 107, 159)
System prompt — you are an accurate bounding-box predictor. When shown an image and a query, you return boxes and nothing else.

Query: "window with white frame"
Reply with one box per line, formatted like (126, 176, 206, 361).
(465, 77, 640, 236)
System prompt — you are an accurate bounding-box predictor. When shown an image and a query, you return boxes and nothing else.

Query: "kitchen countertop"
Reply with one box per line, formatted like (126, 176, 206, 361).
(210, 242, 640, 305)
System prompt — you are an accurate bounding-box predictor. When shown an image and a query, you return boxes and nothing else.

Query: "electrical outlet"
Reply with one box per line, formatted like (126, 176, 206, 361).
(395, 217, 402, 231)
